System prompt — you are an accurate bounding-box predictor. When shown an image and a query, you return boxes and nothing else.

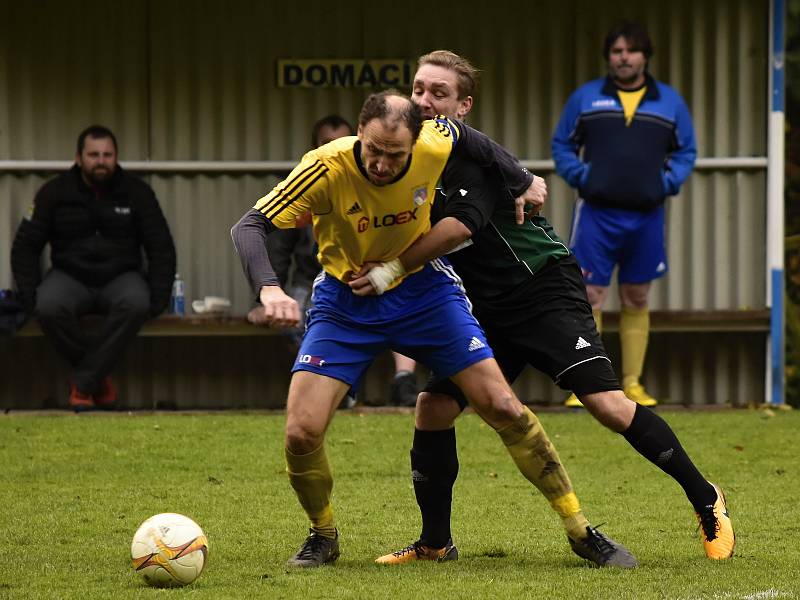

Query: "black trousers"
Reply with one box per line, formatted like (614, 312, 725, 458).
(35, 269, 150, 394)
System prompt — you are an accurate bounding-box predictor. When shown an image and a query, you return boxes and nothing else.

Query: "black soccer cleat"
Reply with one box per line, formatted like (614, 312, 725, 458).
(286, 529, 340, 568)
(568, 526, 638, 568)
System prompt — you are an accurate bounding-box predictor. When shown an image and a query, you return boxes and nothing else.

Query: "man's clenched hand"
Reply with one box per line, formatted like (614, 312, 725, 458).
(249, 285, 300, 328)
(514, 175, 548, 224)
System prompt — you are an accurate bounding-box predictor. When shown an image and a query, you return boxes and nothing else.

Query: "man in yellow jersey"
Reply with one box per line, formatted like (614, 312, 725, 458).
(231, 91, 635, 568)
(552, 21, 697, 408)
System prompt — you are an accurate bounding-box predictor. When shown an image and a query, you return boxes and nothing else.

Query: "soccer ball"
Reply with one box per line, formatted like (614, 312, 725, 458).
(131, 513, 209, 587)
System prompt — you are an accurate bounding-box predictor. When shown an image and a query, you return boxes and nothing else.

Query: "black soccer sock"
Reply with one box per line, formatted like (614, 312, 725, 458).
(622, 404, 717, 512)
(411, 427, 459, 549)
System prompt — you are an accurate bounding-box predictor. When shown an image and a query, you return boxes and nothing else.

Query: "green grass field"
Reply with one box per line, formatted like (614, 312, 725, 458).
(0, 408, 797, 599)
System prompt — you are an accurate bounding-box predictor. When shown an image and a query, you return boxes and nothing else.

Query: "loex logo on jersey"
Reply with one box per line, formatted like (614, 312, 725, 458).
(297, 354, 326, 367)
(357, 207, 419, 233)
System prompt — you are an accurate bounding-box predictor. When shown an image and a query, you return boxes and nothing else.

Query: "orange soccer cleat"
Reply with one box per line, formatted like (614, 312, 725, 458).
(375, 538, 458, 565)
(696, 483, 735, 559)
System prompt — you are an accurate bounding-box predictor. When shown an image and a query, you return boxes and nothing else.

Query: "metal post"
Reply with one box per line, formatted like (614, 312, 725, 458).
(767, 0, 786, 405)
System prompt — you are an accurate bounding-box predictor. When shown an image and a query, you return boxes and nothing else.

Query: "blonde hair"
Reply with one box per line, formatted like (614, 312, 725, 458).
(417, 50, 480, 99)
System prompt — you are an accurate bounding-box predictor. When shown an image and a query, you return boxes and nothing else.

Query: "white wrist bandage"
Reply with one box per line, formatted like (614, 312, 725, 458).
(365, 258, 406, 295)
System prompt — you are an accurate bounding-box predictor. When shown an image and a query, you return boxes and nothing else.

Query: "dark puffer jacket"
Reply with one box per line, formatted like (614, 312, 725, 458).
(11, 165, 176, 316)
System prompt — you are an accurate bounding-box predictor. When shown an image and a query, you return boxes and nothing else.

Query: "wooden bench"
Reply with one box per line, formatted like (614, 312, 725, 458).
(600, 309, 770, 332)
(14, 309, 770, 338)
(4, 309, 771, 409)
(4, 314, 291, 411)
(15, 314, 281, 337)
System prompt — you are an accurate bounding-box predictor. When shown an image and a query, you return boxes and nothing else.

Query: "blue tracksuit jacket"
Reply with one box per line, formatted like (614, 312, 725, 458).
(551, 74, 696, 211)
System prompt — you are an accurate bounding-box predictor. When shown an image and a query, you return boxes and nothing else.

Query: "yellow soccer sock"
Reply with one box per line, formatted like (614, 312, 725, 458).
(592, 308, 603, 333)
(620, 306, 649, 389)
(285, 443, 336, 539)
(552, 492, 591, 540)
(497, 407, 590, 540)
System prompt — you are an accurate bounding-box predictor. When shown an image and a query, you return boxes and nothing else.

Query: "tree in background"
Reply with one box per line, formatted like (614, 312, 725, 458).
(786, 0, 799, 406)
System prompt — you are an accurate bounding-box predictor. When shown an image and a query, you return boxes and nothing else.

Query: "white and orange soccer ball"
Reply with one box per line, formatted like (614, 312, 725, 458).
(131, 513, 209, 587)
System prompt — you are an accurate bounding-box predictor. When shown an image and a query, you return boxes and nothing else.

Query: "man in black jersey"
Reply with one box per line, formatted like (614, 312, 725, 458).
(350, 50, 734, 563)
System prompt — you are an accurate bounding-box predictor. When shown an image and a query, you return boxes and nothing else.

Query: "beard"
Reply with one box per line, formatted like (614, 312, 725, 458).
(82, 165, 114, 186)
(611, 65, 643, 87)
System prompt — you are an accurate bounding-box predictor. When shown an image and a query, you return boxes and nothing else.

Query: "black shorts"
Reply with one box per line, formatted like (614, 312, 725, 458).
(424, 255, 619, 410)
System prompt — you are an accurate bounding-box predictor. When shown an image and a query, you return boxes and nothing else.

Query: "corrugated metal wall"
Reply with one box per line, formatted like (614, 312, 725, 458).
(0, 0, 769, 407)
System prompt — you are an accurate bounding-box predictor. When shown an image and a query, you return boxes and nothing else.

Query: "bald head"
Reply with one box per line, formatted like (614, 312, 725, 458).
(358, 90, 424, 143)
(357, 91, 424, 186)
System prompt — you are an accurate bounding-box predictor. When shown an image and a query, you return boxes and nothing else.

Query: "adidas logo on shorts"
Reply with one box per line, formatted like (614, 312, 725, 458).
(467, 337, 486, 352)
(575, 336, 591, 350)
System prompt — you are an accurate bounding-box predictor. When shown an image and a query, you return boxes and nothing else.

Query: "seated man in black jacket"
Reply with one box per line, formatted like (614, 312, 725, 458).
(11, 125, 176, 411)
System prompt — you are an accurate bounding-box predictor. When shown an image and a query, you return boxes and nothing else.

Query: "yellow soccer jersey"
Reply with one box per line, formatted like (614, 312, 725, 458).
(253, 118, 459, 288)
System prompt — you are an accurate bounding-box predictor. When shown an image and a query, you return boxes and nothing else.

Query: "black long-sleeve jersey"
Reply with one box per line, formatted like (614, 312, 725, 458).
(436, 142, 571, 312)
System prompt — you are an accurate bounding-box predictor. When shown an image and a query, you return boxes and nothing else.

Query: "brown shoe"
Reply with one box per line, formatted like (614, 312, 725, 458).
(94, 377, 117, 408)
(68, 383, 95, 412)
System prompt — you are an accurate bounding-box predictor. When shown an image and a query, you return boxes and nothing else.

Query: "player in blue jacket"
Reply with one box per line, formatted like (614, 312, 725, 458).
(552, 21, 696, 408)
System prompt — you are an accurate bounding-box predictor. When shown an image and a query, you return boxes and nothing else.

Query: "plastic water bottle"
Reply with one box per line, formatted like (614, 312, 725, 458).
(170, 274, 185, 317)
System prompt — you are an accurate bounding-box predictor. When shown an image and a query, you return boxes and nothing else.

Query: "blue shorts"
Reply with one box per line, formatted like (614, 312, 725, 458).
(569, 200, 668, 286)
(292, 259, 493, 391)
